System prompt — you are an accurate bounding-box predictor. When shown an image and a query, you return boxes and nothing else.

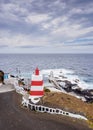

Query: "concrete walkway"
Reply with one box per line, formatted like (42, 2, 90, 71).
(0, 91, 91, 130)
(0, 84, 15, 93)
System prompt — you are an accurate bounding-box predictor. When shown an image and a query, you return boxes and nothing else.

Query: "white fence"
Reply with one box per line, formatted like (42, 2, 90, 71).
(22, 96, 87, 120)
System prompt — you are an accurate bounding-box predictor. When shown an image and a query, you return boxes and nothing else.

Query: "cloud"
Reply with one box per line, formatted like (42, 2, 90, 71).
(25, 13, 51, 24)
(0, 29, 50, 48)
(0, 45, 8, 48)
(51, 25, 93, 39)
(0, 0, 93, 53)
(0, 3, 22, 22)
(19, 45, 43, 48)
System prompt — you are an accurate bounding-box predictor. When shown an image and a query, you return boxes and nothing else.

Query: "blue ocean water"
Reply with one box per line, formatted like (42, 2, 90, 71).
(0, 54, 93, 88)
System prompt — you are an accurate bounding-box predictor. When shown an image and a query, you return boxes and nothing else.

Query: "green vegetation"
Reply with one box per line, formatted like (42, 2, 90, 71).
(87, 120, 93, 128)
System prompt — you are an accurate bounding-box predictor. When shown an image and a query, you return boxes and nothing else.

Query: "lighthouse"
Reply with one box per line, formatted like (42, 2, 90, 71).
(29, 68, 44, 104)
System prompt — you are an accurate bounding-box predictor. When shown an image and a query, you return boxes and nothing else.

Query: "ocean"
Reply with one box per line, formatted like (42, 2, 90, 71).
(0, 54, 93, 89)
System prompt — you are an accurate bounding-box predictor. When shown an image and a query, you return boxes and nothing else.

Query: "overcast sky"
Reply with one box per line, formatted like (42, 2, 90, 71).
(0, 0, 93, 53)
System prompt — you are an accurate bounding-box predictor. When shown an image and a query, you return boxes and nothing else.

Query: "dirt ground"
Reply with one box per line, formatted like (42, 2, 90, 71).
(42, 92, 93, 122)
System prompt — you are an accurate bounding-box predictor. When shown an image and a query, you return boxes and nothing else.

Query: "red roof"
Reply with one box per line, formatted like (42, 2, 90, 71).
(35, 67, 39, 75)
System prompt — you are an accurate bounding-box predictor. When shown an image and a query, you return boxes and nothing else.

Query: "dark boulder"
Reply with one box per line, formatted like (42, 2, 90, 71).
(0, 70, 4, 84)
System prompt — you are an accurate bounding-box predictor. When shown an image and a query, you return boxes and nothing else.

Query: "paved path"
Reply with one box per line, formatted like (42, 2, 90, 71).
(0, 91, 92, 130)
(0, 84, 15, 93)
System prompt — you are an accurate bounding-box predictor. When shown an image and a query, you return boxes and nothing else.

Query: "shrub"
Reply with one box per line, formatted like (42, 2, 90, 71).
(44, 87, 50, 92)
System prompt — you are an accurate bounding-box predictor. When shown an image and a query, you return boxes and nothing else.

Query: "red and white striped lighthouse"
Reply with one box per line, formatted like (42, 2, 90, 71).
(29, 68, 44, 103)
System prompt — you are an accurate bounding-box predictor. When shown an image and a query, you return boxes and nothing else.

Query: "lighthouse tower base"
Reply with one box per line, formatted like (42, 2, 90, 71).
(29, 96, 41, 104)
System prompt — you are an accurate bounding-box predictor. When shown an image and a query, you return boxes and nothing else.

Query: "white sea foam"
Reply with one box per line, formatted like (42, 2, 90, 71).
(18, 68, 92, 90)
(41, 68, 93, 90)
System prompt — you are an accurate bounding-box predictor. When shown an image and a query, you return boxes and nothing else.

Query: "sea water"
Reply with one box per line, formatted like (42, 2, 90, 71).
(0, 54, 93, 89)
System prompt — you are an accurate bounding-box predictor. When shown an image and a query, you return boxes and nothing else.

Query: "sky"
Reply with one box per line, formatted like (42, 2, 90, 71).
(0, 0, 93, 53)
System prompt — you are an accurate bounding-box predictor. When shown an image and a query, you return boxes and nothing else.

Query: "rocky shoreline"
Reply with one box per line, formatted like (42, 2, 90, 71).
(48, 71, 93, 103)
